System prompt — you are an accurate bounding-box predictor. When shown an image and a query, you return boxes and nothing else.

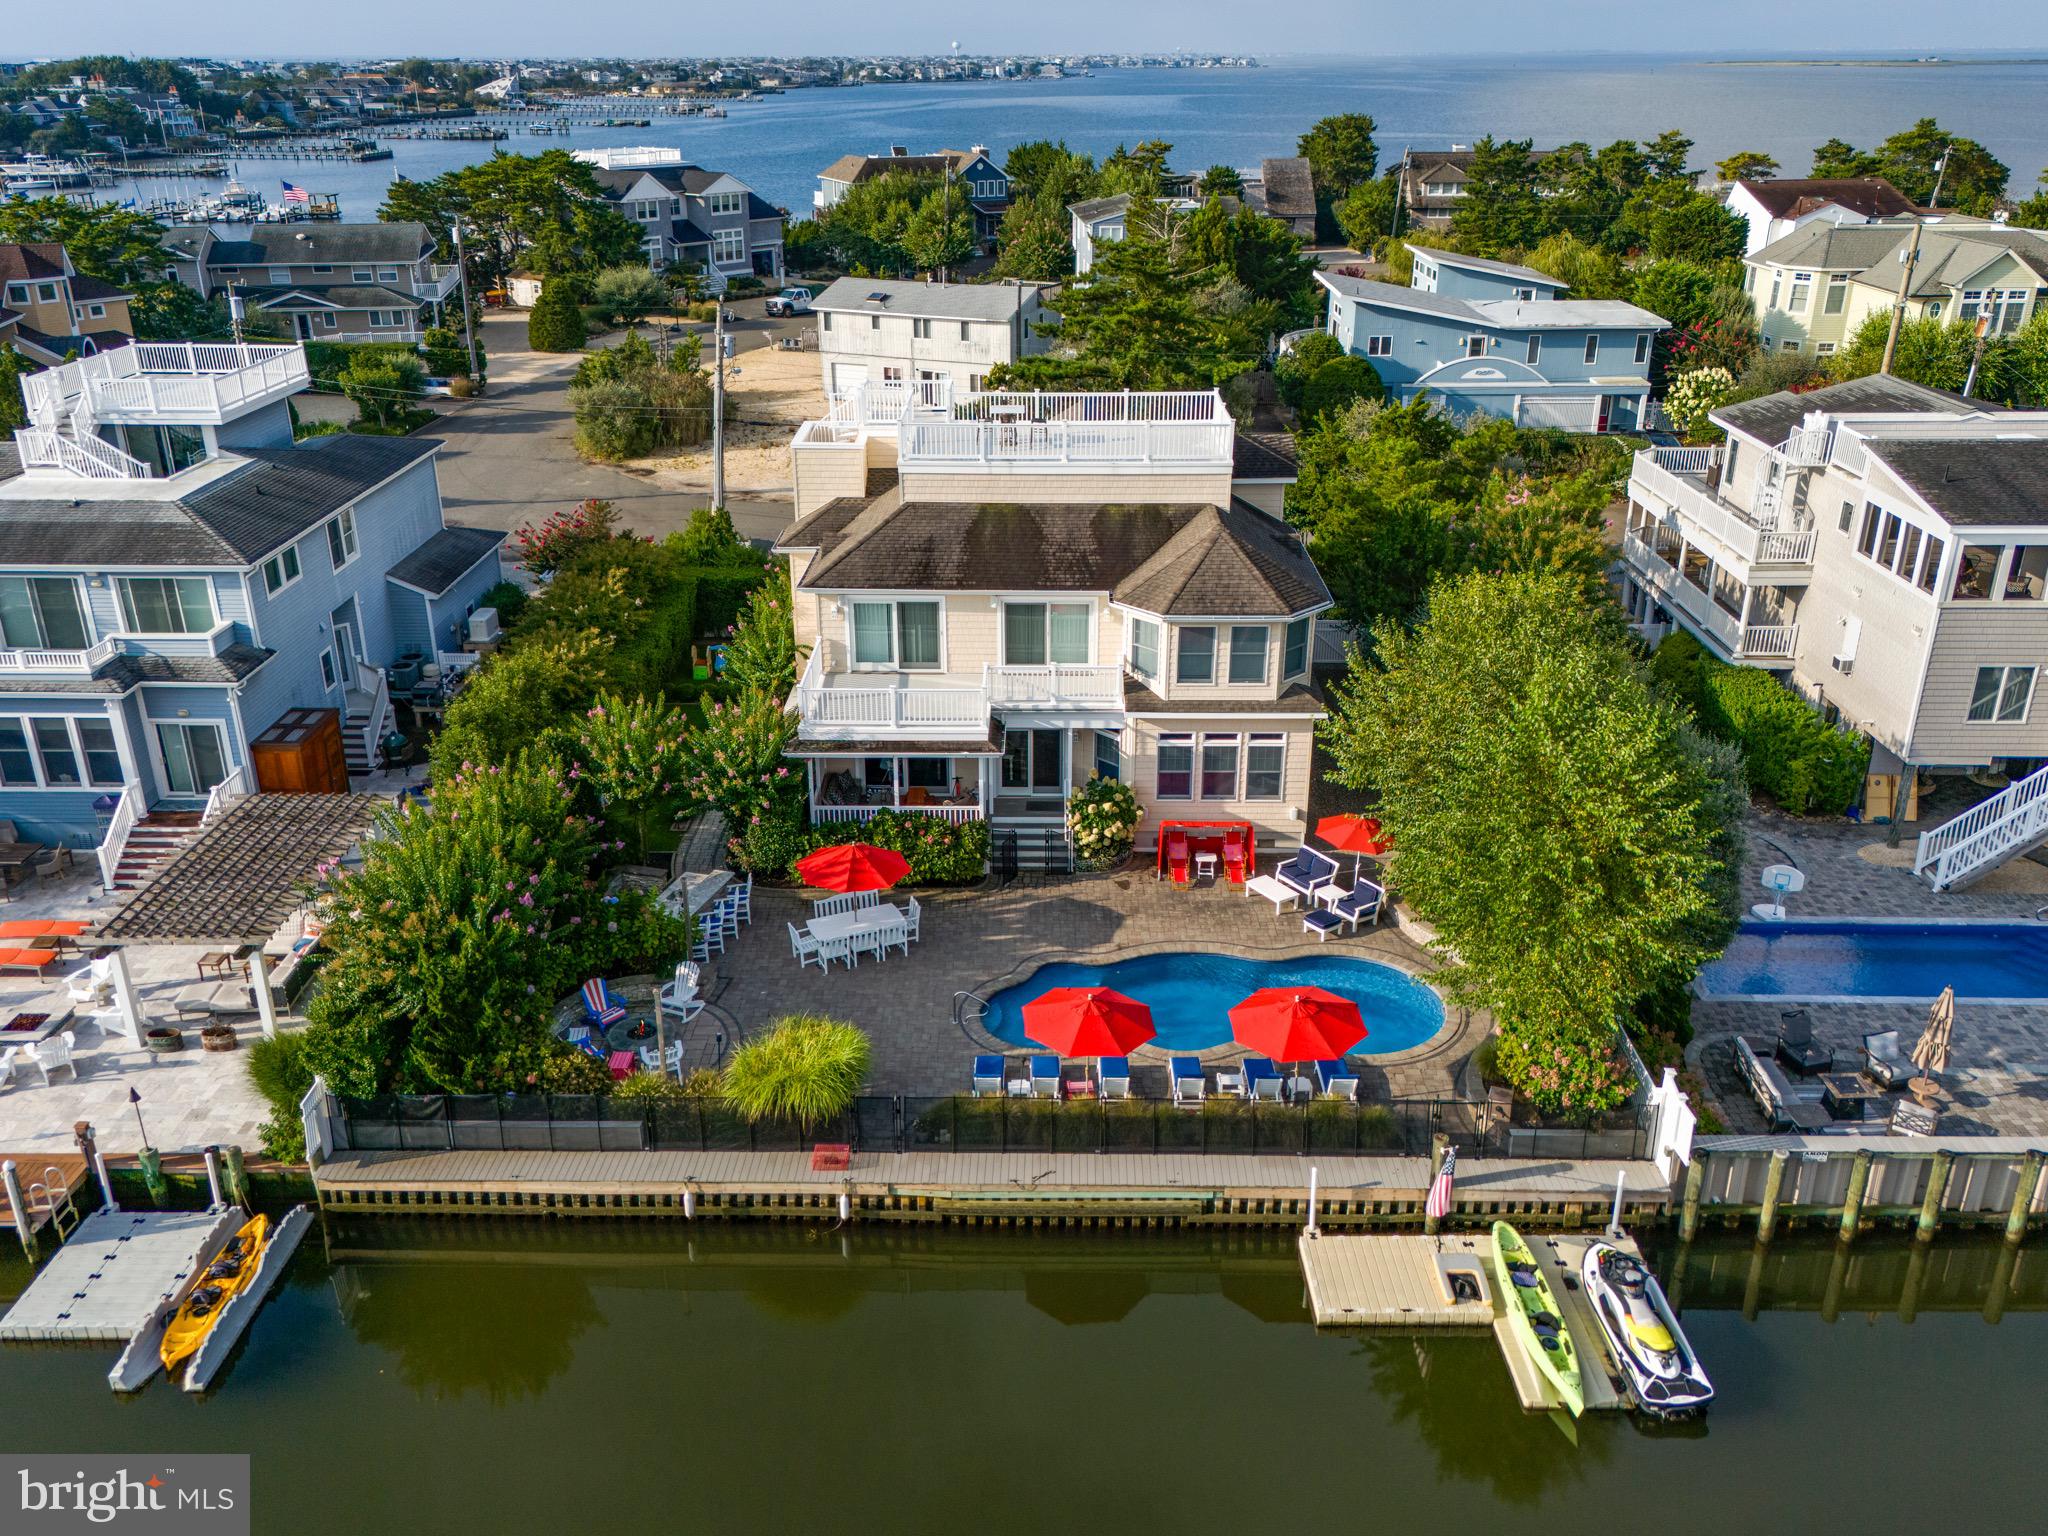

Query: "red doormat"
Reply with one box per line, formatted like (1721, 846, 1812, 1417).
(810, 1143, 851, 1171)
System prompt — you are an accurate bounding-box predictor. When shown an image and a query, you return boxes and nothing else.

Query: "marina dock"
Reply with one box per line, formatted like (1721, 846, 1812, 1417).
(1297, 1229, 1637, 1412)
(0, 1207, 235, 1343)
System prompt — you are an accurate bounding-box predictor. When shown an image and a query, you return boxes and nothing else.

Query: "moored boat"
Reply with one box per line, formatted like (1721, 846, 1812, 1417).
(159, 1213, 268, 1373)
(1490, 1221, 1583, 1416)
(1581, 1240, 1714, 1417)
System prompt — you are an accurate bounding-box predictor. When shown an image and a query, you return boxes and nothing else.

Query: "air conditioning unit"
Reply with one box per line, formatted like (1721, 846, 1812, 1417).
(1831, 654, 1854, 675)
(466, 606, 501, 644)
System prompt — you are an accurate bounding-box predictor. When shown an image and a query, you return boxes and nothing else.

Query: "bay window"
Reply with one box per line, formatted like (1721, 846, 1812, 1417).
(1128, 616, 1160, 681)
(1283, 618, 1310, 679)
(1176, 626, 1215, 684)
(849, 599, 941, 669)
(1228, 626, 1269, 685)
(119, 576, 215, 634)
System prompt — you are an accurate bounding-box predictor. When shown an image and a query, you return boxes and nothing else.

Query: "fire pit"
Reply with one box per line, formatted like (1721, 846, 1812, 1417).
(4, 1012, 50, 1033)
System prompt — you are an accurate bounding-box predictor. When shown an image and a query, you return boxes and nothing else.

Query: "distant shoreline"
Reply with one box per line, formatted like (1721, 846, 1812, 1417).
(1705, 58, 2048, 69)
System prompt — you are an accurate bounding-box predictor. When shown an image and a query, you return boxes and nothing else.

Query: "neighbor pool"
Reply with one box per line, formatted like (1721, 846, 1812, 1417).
(1695, 920, 2048, 1001)
(978, 952, 1447, 1054)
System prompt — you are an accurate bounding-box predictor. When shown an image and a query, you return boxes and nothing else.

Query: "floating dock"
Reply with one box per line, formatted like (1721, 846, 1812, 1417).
(1297, 1229, 1638, 1413)
(0, 1208, 236, 1343)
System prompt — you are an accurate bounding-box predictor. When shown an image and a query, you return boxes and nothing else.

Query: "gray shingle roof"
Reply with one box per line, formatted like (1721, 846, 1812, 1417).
(1113, 501, 1329, 617)
(250, 285, 418, 311)
(1315, 270, 1479, 319)
(1068, 194, 1133, 222)
(1258, 157, 1316, 220)
(812, 277, 1044, 322)
(384, 524, 506, 596)
(1747, 221, 1911, 272)
(1123, 679, 1324, 715)
(1712, 375, 1988, 447)
(1864, 437, 2048, 528)
(2, 645, 276, 696)
(1233, 432, 1298, 480)
(199, 222, 433, 266)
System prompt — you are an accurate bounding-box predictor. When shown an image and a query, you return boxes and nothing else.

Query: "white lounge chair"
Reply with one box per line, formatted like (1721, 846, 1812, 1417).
(660, 962, 705, 1022)
(1170, 1057, 1206, 1107)
(788, 923, 826, 972)
(971, 1055, 1004, 1097)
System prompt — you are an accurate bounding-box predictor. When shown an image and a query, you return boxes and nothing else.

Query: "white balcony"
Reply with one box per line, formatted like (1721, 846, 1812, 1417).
(898, 390, 1235, 470)
(0, 637, 122, 675)
(1620, 533, 1800, 663)
(419, 264, 464, 302)
(1629, 448, 1815, 581)
(22, 343, 309, 429)
(791, 654, 1128, 740)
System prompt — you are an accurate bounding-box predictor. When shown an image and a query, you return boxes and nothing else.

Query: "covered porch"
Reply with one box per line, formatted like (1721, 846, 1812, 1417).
(797, 738, 1003, 825)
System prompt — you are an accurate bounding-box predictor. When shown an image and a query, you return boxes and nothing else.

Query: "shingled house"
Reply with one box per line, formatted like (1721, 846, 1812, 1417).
(777, 381, 1327, 855)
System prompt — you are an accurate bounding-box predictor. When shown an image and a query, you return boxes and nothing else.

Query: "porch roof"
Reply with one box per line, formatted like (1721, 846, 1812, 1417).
(789, 726, 1006, 758)
(94, 792, 380, 946)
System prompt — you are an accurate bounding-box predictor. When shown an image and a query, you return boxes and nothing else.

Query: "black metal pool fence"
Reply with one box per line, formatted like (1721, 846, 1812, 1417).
(333, 1093, 1649, 1160)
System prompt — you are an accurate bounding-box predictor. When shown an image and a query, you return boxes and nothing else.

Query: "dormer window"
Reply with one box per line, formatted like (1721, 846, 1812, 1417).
(119, 576, 214, 634)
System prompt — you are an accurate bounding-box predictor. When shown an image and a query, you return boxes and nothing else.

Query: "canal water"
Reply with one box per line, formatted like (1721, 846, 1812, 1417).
(2, 1222, 2038, 1532)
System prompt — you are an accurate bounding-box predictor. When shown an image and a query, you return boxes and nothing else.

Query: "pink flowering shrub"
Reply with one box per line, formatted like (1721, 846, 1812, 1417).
(513, 497, 622, 576)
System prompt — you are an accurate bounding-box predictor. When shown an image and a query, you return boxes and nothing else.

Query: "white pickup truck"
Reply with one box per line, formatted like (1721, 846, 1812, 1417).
(764, 286, 813, 317)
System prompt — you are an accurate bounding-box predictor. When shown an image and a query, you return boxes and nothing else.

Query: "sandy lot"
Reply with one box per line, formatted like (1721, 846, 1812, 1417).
(638, 344, 825, 494)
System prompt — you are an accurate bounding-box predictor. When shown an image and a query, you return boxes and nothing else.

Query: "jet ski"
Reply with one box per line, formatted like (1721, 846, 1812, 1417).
(1582, 1240, 1713, 1417)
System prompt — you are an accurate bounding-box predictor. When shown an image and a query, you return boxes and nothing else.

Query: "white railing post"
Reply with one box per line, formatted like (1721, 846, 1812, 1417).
(95, 784, 143, 892)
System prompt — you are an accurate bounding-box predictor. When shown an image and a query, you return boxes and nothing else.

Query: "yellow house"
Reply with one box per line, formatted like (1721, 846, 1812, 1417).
(0, 242, 135, 364)
(1744, 220, 2048, 359)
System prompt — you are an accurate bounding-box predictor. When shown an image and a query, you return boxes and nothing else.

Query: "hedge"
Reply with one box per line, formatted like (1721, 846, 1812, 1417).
(800, 811, 990, 885)
(1653, 631, 1869, 815)
(302, 340, 418, 392)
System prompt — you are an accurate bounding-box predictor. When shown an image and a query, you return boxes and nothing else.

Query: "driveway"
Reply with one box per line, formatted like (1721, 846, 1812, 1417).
(422, 311, 797, 546)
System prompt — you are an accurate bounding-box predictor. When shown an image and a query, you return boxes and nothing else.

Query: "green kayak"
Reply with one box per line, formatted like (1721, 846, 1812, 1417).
(1492, 1221, 1584, 1417)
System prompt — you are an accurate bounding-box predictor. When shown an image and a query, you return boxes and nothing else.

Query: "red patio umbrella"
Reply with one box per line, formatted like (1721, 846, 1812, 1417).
(794, 843, 912, 893)
(1022, 987, 1157, 1058)
(1229, 987, 1368, 1062)
(1315, 814, 1392, 881)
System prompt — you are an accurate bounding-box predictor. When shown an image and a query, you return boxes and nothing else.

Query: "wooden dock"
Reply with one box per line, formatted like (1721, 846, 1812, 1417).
(312, 1148, 1672, 1230)
(1, 1153, 88, 1252)
(1294, 1228, 1636, 1413)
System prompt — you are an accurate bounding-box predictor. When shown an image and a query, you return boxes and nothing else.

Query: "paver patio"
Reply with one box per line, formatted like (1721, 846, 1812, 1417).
(676, 867, 1479, 1101)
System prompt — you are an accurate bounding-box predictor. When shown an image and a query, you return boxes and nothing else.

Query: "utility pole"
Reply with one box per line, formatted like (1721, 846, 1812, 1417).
(451, 219, 480, 387)
(711, 299, 726, 508)
(1963, 310, 1994, 398)
(1880, 149, 1949, 377)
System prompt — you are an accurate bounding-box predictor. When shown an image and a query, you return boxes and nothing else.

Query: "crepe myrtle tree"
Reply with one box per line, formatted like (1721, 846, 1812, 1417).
(574, 692, 693, 862)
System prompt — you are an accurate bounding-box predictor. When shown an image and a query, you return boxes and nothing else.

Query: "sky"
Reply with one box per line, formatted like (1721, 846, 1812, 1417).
(15, 3, 2048, 61)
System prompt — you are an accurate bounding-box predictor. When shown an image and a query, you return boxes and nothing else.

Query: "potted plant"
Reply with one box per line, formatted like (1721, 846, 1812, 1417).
(144, 1025, 185, 1053)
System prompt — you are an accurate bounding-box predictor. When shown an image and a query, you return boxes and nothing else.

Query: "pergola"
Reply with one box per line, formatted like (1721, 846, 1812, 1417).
(93, 793, 381, 1039)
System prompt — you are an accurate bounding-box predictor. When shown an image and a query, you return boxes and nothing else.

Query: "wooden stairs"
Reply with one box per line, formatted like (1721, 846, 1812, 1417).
(111, 811, 204, 892)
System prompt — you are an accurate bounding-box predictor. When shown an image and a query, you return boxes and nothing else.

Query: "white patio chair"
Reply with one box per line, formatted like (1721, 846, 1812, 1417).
(67, 956, 115, 1008)
(878, 916, 910, 960)
(816, 933, 856, 970)
(904, 897, 922, 944)
(29, 1030, 78, 1085)
(788, 922, 826, 972)
(731, 874, 753, 925)
(850, 924, 887, 965)
(0, 1046, 16, 1088)
(661, 1039, 685, 1077)
(659, 962, 704, 1022)
(638, 1044, 662, 1073)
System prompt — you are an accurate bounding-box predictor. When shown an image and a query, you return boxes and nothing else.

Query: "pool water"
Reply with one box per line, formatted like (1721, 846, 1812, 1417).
(979, 952, 1446, 1054)
(1696, 921, 2048, 1000)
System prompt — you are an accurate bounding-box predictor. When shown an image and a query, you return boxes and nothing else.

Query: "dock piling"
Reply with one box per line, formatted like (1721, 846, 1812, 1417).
(1915, 1149, 1953, 1243)
(1838, 1149, 1873, 1242)
(225, 1146, 252, 1213)
(2, 1161, 32, 1258)
(1678, 1155, 1706, 1242)
(203, 1147, 224, 1208)
(1422, 1137, 1447, 1235)
(2005, 1151, 2043, 1244)
(1757, 1149, 1789, 1243)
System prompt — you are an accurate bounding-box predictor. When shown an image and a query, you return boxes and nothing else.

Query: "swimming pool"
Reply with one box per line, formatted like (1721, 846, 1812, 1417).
(978, 952, 1447, 1055)
(1695, 921, 2048, 1002)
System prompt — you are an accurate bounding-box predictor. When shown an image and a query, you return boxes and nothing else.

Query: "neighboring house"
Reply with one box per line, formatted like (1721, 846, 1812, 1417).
(0, 243, 135, 364)
(811, 278, 1054, 398)
(1724, 176, 1920, 258)
(1067, 192, 1201, 274)
(1396, 146, 1562, 230)
(778, 380, 1327, 853)
(815, 146, 1010, 250)
(0, 341, 504, 857)
(585, 160, 785, 287)
(160, 223, 461, 343)
(1616, 376, 2048, 851)
(1245, 157, 1317, 239)
(1316, 246, 1666, 432)
(1744, 220, 2048, 358)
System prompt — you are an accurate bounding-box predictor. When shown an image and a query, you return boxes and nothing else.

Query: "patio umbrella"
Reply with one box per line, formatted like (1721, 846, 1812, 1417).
(1315, 815, 1392, 882)
(1228, 987, 1368, 1063)
(794, 843, 911, 894)
(1909, 985, 1955, 1103)
(1022, 987, 1157, 1058)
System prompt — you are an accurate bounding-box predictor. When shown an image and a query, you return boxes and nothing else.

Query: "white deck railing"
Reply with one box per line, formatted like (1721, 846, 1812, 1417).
(13, 426, 153, 480)
(1630, 452, 1815, 575)
(0, 636, 122, 673)
(792, 652, 1132, 734)
(811, 802, 984, 824)
(898, 389, 1234, 468)
(985, 663, 1125, 708)
(1915, 762, 2048, 891)
(22, 343, 307, 428)
(95, 784, 142, 892)
(1620, 534, 1798, 662)
(202, 765, 251, 826)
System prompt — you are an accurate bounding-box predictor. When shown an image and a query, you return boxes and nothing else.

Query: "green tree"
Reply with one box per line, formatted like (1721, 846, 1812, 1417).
(901, 187, 977, 274)
(718, 567, 805, 697)
(677, 686, 801, 833)
(1301, 355, 1384, 418)
(1640, 129, 1696, 182)
(1830, 309, 2010, 397)
(1322, 570, 1743, 1114)
(0, 196, 171, 288)
(1809, 137, 1873, 179)
(1336, 171, 1402, 251)
(1523, 232, 1630, 300)
(527, 278, 587, 352)
(2011, 173, 2048, 231)
(337, 353, 425, 430)
(0, 344, 34, 431)
(428, 636, 603, 785)
(992, 192, 1076, 281)
(1275, 330, 1343, 407)
(1715, 151, 1780, 182)
(588, 264, 668, 327)
(1098, 140, 1174, 198)
(1809, 120, 2009, 214)
(1181, 199, 1320, 327)
(574, 692, 692, 860)
(1629, 259, 1720, 330)
(1449, 137, 1548, 254)
(382, 150, 644, 287)
(1198, 164, 1244, 198)
(130, 282, 230, 342)
(1297, 113, 1379, 196)
(1641, 191, 1747, 263)
(1003, 140, 1097, 201)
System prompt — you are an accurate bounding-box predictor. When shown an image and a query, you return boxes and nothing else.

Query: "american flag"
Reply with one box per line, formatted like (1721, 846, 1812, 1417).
(1425, 1144, 1457, 1221)
(281, 181, 310, 205)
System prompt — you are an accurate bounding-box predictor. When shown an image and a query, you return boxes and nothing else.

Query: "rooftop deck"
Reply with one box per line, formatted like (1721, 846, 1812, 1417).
(794, 383, 1236, 470)
(20, 342, 308, 433)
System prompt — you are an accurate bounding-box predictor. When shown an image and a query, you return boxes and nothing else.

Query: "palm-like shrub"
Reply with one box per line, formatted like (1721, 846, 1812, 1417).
(720, 1015, 871, 1128)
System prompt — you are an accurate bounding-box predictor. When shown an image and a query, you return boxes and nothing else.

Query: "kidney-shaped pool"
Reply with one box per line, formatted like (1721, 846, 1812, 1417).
(978, 951, 1447, 1055)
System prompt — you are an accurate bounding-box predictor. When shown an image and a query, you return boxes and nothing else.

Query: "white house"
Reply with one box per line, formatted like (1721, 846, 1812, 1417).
(1723, 176, 1919, 258)
(811, 278, 1054, 399)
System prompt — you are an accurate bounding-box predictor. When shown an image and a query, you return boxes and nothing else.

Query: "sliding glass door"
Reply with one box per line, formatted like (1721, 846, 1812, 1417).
(156, 721, 229, 796)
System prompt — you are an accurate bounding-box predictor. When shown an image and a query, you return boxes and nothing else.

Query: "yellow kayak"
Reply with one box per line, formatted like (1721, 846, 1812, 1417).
(161, 1214, 268, 1373)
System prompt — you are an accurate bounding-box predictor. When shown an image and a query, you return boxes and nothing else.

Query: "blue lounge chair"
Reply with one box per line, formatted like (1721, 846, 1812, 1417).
(1243, 1056, 1283, 1101)
(1315, 1059, 1359, 1100)
(1331, 878, 1385, 931)
(576, 1033, 608, 1062)
(1099, 1057, 1132, 1100)
(581, 977, 628, 1029)
(1169, 1056, 1205, 1107)
(971, 1055, 1004, 1097)
(1273, 845, 1340, 903)
(1029, 1055, 1060, 1098)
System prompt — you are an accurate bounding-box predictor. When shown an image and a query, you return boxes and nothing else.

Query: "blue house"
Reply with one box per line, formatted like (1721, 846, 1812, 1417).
(1315, 246, 1668, 433)
(0, 341, 504, 873)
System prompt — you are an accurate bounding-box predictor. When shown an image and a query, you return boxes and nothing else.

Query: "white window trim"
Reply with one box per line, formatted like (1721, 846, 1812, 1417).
(326, 506, 360, 571)
(1198, 732, 1244, 801)
(145, 716, 232, 800)
(999, 598, 1095, 667)
(844, 597, 947, 672)
(318, 648, 338, 691)
(1155, 730, 1196, 801)
(1584, 335, 1600, 364)
(1282, 617, 1312, 682)
(117, 575, 219, 636)
(1127, 614, 1162, 683)
(1969, 664, 2036, 725)
(0, 573, 93, 652)
(1227, 624, 1271, 687)
(1173, 624, 1219, 687)
(1365, 334, 1392, 358)
(261, 545, 303, 597)
(1243, 732, 1288, 802)
(0, 713, 127, 790)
